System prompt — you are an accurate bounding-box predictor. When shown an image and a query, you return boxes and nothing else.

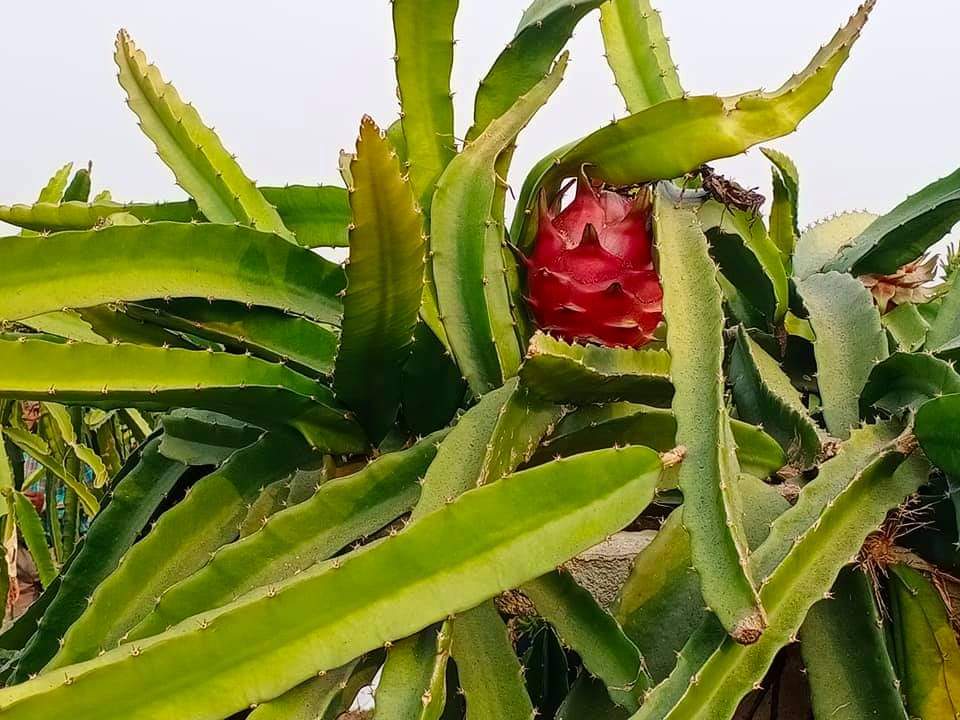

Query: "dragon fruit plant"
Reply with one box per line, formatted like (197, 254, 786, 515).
(1, 0, 960, 718)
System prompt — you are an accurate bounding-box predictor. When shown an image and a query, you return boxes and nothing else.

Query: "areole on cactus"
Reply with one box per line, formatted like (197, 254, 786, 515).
(522, 173, 663, 348)
(2, 1, 960, 719)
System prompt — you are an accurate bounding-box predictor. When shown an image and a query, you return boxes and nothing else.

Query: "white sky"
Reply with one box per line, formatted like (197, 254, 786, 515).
(0, 1, 957, 243)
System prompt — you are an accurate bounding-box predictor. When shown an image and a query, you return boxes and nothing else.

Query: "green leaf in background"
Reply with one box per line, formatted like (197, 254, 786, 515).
(5, 490, 56, 588)
(882, 302, 930, 352)
(729, 326, 824, 467)
(128, 300, 339, 378)
(9, 439, 192, 681)
(0, 185, 350, 247)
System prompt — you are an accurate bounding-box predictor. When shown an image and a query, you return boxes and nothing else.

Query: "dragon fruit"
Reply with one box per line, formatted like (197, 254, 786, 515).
(522, 176, 663, 348)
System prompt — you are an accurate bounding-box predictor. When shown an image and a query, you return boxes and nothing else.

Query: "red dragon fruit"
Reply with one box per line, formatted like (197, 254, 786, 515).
(522, 176, 663, 348)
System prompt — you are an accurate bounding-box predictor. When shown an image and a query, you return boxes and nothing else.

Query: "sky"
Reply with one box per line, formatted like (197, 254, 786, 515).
(0, 0, 957, 245)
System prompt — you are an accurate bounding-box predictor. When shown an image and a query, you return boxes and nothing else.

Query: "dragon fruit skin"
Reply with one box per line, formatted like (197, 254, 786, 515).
(522, 177, 663, 348)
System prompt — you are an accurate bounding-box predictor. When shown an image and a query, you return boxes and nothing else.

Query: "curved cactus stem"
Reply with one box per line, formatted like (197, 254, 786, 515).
(468, 0, 602, 140)
(761, 148, 800, 264)
(0, 222, 345, 326)
(861, 351, 960, 413)
(614, 511, 702, 684)
(128, 431, 444, 640)
(513, 2, 874, 248)
(519, 332, 672, 406)
(450, 601, 535, 720)
(532, 403, 784, 480)
(793, 211, 878, 281)
(45, 431, 318, 671)
(599, 0, 683, 114)
(632, 431, 925, 720)
(9, 439, 189, 682)
(801, 567, 908, 720)
(752, 420, 906, 579)
(127, 300, 338, 378)
(392, 0, 458, 208)
(158, 411, 262, 466)
(0, 446, 663, 720)
(614, 476, 788, 687)
(888, 563, 960, 719)
(433, 54, 567, 397)
(237, 478, 291, 539)
(654, 189, 764, 644)
(825, 165, 960, 275)
(523, 569, 647, 711)
(76, 306, 196, 348)
(374, 624, 450, 720)
(0, 339, 365, 452)
(247, 660, 358, 720)
(412, 381, 514, 518)
(335, 116, 426, 441)
(700, 202, 788, 325)
(26, 304, 191, 350)
(115, 31, 293, 242)
(729, 326, 824, 467)
(475, 385, 566, 488)
(798, 271, 888, 438)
